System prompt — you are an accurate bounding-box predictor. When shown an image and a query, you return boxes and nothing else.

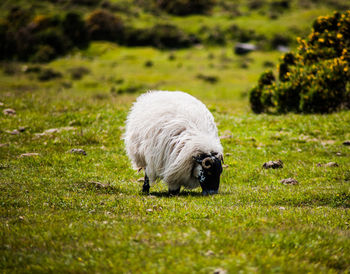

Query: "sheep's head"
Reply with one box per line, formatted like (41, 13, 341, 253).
(193, 152, 223, 195)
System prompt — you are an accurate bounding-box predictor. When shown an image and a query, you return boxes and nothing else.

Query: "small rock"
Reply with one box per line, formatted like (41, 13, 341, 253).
(19, 153, 39, 157)
(6, 129, 20, 135)
(234, 42, 257, 55)
(220, 135, 233, 140)
(137, 178, 144, 182)
(0, 102, 4, 106)
(69, 148, 87, 155)
(277, 45, 290, 52)
(3, 108, 16, 115)
(225, 153, 232, 156)
(279, 206, 286, 210)
(280, 178, 298, 185)
(343, 140, 350, 146)
(205, 250, 215, 256)
(146, 208, 153, 212)
(263, 160, 283, 169)
(325, 162, 339, 167)
(222, 164, 229, 168)
(213, 268, 227, 274)
(336, 152, 342, 156)
(0, 143, 9, 147)
(35, 127, 75, 137)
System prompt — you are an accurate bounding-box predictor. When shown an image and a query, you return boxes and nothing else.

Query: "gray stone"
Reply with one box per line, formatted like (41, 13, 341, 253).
(234, 43, 257, 55)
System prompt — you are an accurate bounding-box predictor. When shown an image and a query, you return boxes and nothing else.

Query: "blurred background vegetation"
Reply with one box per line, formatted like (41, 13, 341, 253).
(0, 0, 349, 113)
(1, 0, 349, 62)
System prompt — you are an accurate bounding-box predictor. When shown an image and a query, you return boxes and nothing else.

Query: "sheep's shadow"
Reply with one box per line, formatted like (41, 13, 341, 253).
(145, 190, 230, 198)
(147, 190, 203, 198)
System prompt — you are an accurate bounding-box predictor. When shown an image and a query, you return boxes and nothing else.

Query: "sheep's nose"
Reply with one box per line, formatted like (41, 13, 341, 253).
(202, 190, 218, 196)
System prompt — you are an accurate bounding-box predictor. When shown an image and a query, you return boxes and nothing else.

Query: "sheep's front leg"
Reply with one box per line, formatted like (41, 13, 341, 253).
(142, 174, 150, 194)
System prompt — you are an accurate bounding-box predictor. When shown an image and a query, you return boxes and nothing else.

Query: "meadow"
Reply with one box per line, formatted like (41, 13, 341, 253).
(1, 0, 350, 273)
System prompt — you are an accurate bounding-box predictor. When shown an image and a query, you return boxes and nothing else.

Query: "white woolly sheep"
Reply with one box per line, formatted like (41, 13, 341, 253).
(124, 90, 223, 195)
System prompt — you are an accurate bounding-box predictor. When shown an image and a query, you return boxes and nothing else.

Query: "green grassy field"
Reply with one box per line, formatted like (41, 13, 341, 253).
(1, 1, 350, 273)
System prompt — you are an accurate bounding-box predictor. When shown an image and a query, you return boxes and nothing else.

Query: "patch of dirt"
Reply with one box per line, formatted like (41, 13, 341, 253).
(263, 160, 283, 169)
(69, 148, 87, 155)
(280, 178, 298, 185)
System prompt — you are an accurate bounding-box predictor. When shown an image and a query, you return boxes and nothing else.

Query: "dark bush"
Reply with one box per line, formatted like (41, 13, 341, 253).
(248, 0, 265, 10)
(271, 33, 292, 49)
(35, 28, 70, 56)
(122, 27, 154, 46)
(249, 71, 275, 113)
(199, 25, 226, 45)
(0, 8, 91, 62)
(196, 73, 219, 84)
(70, 0, 101, 6)
(112, 83, 145, 94)
(31, 45, 56, 63)
(69, 66, 90, 80)
(155, 0, 215, 15)
(249, 10, 350, 114)
(6, 6, 31, 29)
(149, 23, 191, 48)
(144, 60, 153, 67)
(227, 24, 263, 43)
(0, 21, 16, 59)
(122, 24, 192, 48)
(270, 0, 290, 12)
(62, 12, 89, 48)
(38, 68, 62, 81)
(86, 9, 124, 42)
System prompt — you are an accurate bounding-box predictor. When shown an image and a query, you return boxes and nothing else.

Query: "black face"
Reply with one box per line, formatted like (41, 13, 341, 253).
(193, 153, 223, 195)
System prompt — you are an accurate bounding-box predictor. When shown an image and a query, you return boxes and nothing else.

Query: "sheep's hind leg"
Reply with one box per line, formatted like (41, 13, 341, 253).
(142, 174, 150, 194)
(169, 187, 180, 196)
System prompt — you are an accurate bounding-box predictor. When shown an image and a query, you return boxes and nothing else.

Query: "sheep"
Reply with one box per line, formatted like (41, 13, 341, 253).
(124, 90, 223, 195)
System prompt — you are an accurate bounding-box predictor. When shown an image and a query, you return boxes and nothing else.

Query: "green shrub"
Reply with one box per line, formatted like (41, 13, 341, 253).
(250, 10, 350, 114)
(150, 23, 191, 48)
(70, 0, 101, 6)
(122, 23, 193, 48)
(155, 0, 215, 15)
(86, 9, 124, 42)
(31, 45, 56, 63)
(62, 12, 89, 48)
(0, 8, 91, 62)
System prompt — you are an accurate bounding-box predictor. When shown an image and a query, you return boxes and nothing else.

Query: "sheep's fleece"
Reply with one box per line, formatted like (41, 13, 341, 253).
(124, 90, 223, 191)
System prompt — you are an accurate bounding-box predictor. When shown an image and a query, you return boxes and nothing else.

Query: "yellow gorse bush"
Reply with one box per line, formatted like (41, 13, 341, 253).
(250, 10, 350, 113)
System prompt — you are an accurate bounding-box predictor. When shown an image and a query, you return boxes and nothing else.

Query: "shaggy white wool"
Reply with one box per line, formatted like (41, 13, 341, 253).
(124, 90, 223, 190)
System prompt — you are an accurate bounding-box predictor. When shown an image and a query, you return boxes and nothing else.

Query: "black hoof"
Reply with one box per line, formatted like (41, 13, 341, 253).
(142, 185, 150, 194)
(142, 174, 150, 194)
(169, 188, 180, 196)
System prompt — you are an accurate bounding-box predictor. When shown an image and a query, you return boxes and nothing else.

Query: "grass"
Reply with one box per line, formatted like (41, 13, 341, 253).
(1, 43, 349, 273)
(1, 0, 350, 272)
